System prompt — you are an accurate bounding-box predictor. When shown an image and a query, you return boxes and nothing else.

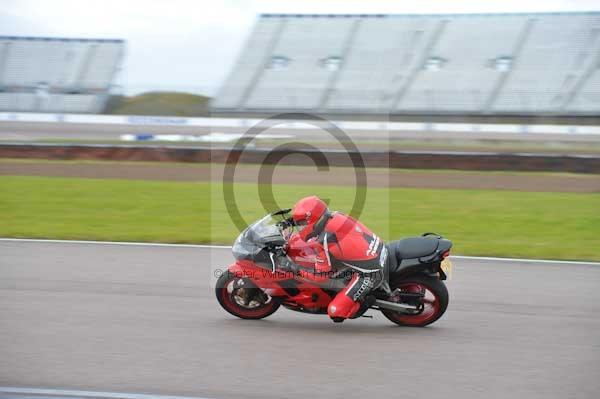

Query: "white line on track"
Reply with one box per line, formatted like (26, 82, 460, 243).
(0, 237, 230, 249)
(1, 237, 599, 266)
(450, 255, 600, 265)
(0, 387, 213, 399)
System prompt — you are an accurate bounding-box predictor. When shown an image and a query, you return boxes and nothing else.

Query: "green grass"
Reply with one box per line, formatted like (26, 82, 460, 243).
(1, 176, 599, 261)
(104, 91, 210, 116)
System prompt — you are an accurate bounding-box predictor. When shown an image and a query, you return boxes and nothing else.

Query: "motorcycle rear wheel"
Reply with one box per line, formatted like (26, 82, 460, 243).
(215, 273, 280, 319)
(381, 274, 448, 327)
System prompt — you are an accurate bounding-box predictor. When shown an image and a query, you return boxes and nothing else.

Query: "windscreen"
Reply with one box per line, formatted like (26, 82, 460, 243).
(231, 214, 286, 267)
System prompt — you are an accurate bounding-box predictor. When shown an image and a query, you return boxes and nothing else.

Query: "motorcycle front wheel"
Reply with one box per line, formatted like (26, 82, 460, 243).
(381, 274, 448, 327)
(215, 272, 280, 319)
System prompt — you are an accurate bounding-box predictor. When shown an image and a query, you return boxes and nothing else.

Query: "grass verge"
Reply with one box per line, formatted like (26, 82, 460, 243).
(104, 91, 210, 116)
(1, 176, 599, 261)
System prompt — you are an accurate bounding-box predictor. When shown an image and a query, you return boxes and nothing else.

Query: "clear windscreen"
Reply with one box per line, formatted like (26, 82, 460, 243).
(231, 213, 288, 266)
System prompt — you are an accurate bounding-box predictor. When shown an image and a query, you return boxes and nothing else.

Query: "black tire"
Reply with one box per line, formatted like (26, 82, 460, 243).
(381, 274, 449, 327)
(215, 272, 280, 320)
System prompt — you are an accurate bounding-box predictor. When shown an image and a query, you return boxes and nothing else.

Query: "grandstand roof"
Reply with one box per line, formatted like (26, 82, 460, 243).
(0, 36, 124, 43)
(259, 11, 600, 18)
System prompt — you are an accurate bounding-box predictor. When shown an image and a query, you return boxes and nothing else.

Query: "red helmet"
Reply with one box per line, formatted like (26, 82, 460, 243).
(292, 196, 330, 240)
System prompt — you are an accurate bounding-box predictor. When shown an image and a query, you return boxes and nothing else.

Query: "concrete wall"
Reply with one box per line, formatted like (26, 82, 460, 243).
(1, 143, 598, 174)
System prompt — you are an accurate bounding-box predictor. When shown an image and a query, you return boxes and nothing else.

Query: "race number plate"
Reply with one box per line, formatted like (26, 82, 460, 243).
(441, 258, 453, 279)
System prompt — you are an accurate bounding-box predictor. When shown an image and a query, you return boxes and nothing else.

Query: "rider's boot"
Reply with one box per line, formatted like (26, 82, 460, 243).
(350, 295, 376, 319)
(328, 290, 360, 322)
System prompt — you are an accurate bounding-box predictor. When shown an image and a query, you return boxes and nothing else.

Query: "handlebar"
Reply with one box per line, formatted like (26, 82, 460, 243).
(272, 208, 292, 216)
(276, 216, 295, 230)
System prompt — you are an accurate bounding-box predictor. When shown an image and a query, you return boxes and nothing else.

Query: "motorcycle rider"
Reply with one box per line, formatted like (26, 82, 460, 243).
(277, 196, 388, 322)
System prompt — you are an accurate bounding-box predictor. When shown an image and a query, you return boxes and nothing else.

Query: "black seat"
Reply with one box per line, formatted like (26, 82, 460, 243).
(386, 236, 452, 276)
(389, 237, 439, 260)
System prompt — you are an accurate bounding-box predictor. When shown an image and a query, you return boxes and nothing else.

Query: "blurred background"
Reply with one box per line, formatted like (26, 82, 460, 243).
(1, 2, 600, 399)
(1, 0, 599, 258)
(0, 0, 599, 117)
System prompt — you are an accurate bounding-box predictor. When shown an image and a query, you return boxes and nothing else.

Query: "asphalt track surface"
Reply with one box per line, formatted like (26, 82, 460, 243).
(1, 240, 599, 399)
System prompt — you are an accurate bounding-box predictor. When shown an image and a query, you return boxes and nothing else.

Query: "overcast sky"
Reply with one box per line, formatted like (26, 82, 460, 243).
(1, 0, 598, 96)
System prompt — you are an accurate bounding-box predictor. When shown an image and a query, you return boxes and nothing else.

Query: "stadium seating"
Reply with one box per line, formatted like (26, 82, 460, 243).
(0, 36, 124, 113)
(245, 17, 355, 110)
(213, 12, 600, 115)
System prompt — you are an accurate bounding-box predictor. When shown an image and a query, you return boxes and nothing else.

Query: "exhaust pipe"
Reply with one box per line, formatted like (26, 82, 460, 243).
(374, 299, 419, 311)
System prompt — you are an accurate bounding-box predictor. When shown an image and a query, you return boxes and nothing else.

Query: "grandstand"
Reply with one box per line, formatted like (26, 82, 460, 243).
(0, 36, 124, 113)
(212, 12, 600, 116)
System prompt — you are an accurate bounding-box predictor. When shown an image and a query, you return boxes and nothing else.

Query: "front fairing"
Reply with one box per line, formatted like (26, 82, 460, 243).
(231, 214, 287, 269)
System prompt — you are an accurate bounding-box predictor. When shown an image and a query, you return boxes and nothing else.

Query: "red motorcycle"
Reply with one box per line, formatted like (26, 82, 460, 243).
(215, 209, 453, 327)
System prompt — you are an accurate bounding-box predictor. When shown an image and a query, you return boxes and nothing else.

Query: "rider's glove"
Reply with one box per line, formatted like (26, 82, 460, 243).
(276, 255, 300, 274)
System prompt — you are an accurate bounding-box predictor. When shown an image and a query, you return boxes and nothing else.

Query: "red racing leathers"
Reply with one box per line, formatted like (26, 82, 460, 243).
(283, 212, 387, 320)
